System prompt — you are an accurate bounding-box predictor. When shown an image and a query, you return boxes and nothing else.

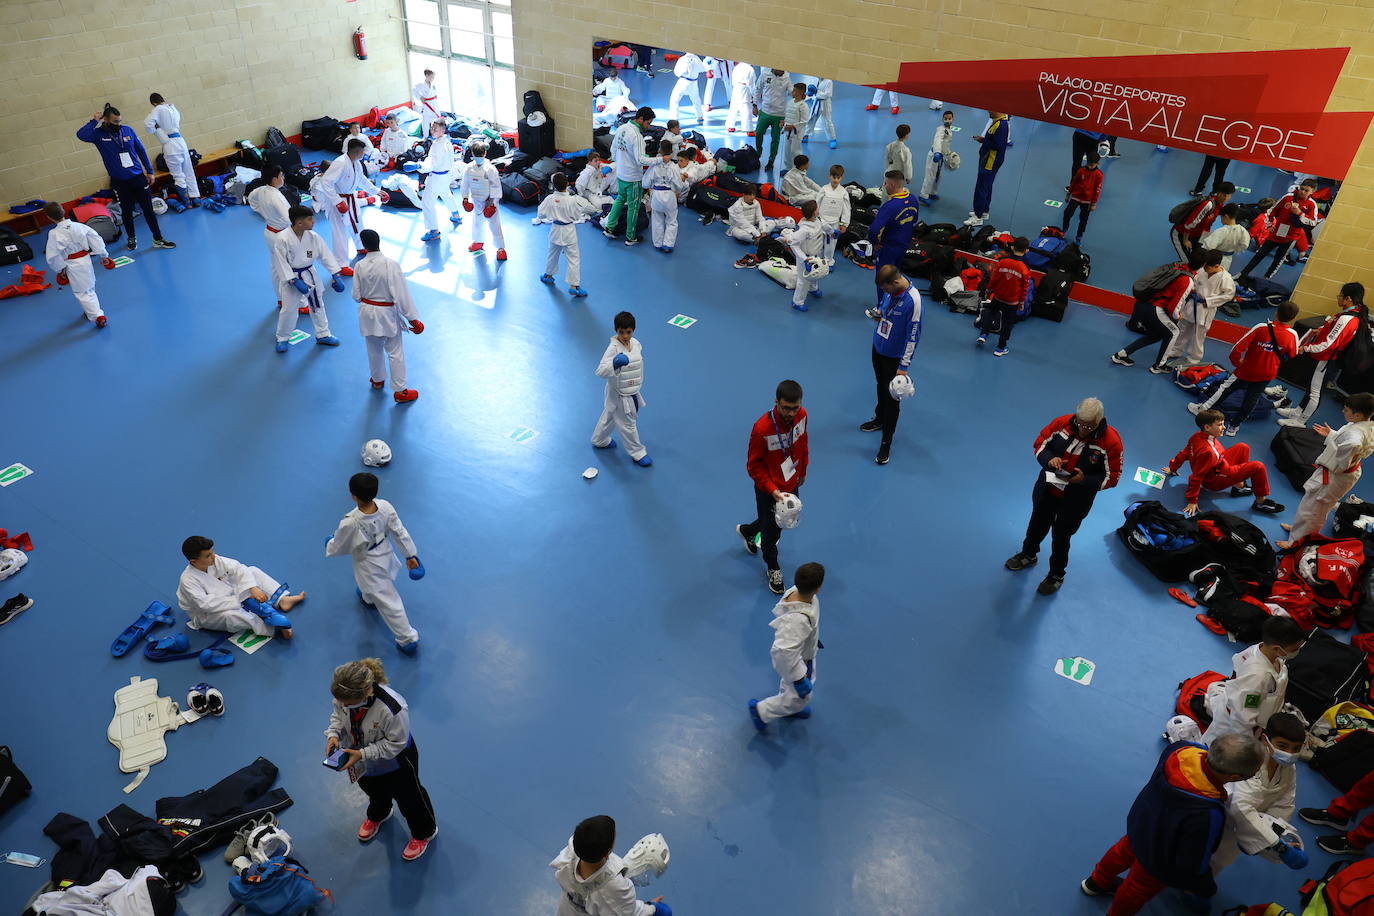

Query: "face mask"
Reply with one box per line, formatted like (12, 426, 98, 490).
(474, 157, 485, 164)
(1270, 749, 1299, 766)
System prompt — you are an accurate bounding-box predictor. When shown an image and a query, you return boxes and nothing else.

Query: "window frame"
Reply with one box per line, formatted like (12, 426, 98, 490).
(402, 0, 515, 127)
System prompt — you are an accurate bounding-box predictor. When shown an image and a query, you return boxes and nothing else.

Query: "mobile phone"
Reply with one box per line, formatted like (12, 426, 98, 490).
(1054, 468, 1073, 479)
(5, 852, 47, 868)
(323, 749, 348, 770)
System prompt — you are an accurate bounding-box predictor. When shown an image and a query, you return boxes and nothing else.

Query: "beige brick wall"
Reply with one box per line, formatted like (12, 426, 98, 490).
(513, 0, 1374, 314)
(0, 0, 407, 207)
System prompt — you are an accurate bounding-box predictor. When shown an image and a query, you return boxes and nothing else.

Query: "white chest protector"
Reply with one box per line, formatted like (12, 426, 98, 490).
(107, 676, 200, 793)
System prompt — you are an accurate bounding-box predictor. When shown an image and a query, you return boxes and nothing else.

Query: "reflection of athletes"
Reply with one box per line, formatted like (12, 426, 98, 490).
(413, 70, 441, 133)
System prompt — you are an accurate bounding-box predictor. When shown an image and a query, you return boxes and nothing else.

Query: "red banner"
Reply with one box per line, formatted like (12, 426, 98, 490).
(875, 49, 1372, 179)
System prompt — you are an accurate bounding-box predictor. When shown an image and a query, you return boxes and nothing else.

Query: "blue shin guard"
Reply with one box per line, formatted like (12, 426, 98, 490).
(112, 601, 175, 657)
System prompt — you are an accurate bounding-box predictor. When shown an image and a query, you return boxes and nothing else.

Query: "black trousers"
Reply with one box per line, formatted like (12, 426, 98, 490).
(111, 176, 164, 242)
(994, 299, 1019, 349)
(1061, 199, 1091, 239)
(1121, 304, 1178, 367)
(1202, 375, 1267, 425)
(871, 348, 902, 445)
(1239, 238, 1294, 280)
(1192, 156, 1230, 194)
(1070, 132, 1098, 181)
(358, 741, 436, 840)
(1022, 485, 1095, 576)
(740, 485, 796, 572)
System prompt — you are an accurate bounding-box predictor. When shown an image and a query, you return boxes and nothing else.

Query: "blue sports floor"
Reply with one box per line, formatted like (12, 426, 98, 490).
(0, 66, 1359, 916)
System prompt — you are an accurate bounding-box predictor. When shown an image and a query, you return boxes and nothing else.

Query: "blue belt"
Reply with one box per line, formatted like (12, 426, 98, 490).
(553, 220, 573, 225)
(652, 186, 671, 191)
(167, 132, 181, 138)
(430, 169, 448, 175)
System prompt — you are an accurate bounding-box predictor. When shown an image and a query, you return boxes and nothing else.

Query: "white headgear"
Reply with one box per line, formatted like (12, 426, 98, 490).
(246, 823, 292, 864)
(620, 833, 670, 887)
(804, 257, 830, 280)
(888, 374, 915, 400)
(1163, 715, 1203, 744)
(774, 493, 803, 529)
(944, 150, 962, 171)
(151, 197, 168, 215)
(361, 439, 392, 467)
(0, 548, 28, 582)
(850, 240, 873, 258)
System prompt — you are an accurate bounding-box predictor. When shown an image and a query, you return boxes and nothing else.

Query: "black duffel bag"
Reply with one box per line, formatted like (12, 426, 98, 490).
(300, 116, 341, 150)
(1116, 500, 1207, 582)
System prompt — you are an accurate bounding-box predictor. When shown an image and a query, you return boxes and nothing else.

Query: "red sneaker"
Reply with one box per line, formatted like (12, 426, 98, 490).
(746, 131, 755, 137)
(726, 127, 737, 133)
(370, 378, 385, 390)
(338, 267, 355, 277)
(496, 248, 507, 261)
(402, 828, 437, 861)
(891, 106, 900, 115)
(95, 315, 107, 328)
(357, 811, 391, 842)
(864, 104, 879, 111)
(468, 242, 484, 252)
(298, 306, 309, 315)
(394, 389, 419, 403)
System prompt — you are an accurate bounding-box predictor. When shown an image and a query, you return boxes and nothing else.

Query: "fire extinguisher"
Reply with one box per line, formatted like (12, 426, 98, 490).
(353, 27, 367, 61)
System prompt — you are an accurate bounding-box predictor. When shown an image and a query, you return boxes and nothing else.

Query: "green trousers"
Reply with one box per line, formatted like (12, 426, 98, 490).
(604, 178, 643, 242)
(755, 112, 783, 166)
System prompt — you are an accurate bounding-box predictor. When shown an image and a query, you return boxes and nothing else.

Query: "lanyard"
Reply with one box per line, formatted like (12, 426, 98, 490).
(770, 410, 794, 459)
(880, 290, 906, 322)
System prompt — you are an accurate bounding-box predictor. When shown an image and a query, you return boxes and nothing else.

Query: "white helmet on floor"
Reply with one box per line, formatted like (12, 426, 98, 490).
(1163, 715, 1203, 744)
(850, 240, 872, 258)
(774, 492, 803, 529)
(245, 822, 292, 864)
(620, 833, 670, 887)
(151, 197, 168, 215)
(888, 374, 916, 400)
(361, 439, 392, 467)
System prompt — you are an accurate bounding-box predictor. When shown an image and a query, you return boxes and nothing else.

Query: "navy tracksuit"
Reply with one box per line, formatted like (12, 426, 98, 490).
(972, 116, 1010, 218)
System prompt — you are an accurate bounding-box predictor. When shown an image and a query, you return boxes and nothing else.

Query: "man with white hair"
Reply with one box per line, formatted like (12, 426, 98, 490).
(1004, 399, 1123, 595)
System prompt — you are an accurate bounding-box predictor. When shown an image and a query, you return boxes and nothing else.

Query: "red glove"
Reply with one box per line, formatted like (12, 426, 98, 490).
(336, 200, 349, 213)
(707, 70, 715, 79)
(366, 196, 377, 206)
(409, 319, 425, 334)
(356, 190, 368, 199)
(56, 269, 69, 286)
(462, 199, 474, 212)
(483, 203, 496, 218)
(102, 257, 116, 270)
(378, 190, 390, 204)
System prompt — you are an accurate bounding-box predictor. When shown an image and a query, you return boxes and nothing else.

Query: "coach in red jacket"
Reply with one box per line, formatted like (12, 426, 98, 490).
(1005, 397, 1123, 595)
(736, 379, 809, 595)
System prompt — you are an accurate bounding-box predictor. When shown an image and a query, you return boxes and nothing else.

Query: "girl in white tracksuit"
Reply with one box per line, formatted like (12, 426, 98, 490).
(641, 144, 685, 252)
(750, 562, 824, 728)
(43, 203, 111, 326)
(920, 112, 955, 200)
(591, 312, 650, 466)
(459, 142, 505, 256)
(1282, 395, 1374, 545)
(326, 474, 423, 652)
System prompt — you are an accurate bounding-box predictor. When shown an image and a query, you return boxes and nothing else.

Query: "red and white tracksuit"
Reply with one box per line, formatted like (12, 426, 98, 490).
(1166, 431, 1271, 504)
(1291, 307, 1364, 421)
(1171, 196, 1223, 260)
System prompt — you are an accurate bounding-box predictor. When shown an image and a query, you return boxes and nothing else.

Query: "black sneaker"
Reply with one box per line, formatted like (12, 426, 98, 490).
(875, 442, 890, 465)
(1318, 834, 1362, 856)
(1301, 807, 1352, 829)
(767, 569, 784, 594)
(1080, 876, 1120, 897)
(0, 593, 33, 625)
(1005, 552, 1037, 571)
(1253, 498, 1285, 514)
(735, 524, 759, 556)
(152, 238, 177, 249)
(1110, 350, 1134, 367)
(1037, 573, 1065, 595)
(859, 418, 882, 432)
(1230, 485, 1253, 497)
(1148, 363, 1172, 375)
(126, 238, 137, 250)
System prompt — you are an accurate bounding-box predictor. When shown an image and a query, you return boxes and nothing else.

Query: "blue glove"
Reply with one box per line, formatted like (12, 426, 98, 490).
(330, 274, 345, 293)
(793, 676, 813, 698)
(652, 904, 672, 916)
(408, 557, 425, 580)
(1278, 840, 1308, 870)
(292, 277, 310, 294)
(805, 659, 814, 679)
(806, 84, 817, 96)
(933, 152, 943, 164)
(612, 353, 629, 369)
(325, 534, 333, 549)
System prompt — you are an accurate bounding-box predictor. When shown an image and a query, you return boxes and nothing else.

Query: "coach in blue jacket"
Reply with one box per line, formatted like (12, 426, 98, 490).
(965, 111, 1010, 228)
(860, 265, 922, 466)
(866, 171, 918, 300)
(77, 104, 176, 251)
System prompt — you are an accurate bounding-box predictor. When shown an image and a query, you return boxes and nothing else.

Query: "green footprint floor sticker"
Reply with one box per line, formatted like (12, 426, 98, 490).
(1054, 656, 1095, 686)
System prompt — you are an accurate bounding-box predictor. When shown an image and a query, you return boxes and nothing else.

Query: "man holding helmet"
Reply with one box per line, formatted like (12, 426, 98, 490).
(736, 380, 808, 595)
(860, 265, 922, 466)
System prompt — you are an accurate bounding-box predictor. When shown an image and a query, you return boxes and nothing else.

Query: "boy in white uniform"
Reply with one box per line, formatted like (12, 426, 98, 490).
(675, 149, 716, 201)
(352, 230, 424, 402)
(43, 201, 112, 329)
(1211, 712, 1309, 875)
(1161, 251, 1236, 367)
(1279, 392, 1374, 547)
(802, 78, 837, 148)
(667, 52, 706, 123)
(326, 472, 424, 654)
(1202, 616, 1308, 745)
(378, 113, 412, 166)
(418, 120, 461, 242)
(412, 69, 441, 134)
(549, 815, 671, 916)
(341, 122, 383, 176)
(592, 311, 652, 467)
(246, 166, 298, 313)
(536, 172, 599, 297)
(641, 140, 685, 253)
(780, 154, 821, 206)
(725, 187, 775, 244)
(459, 141, 506, 259)
(662, 120, 685, 156)
(816, 164, 851, 264)
(920, 109, 955, 203)
(787, 201, 828, 312)
(593, 72, 636, 127)
(749, 562, 824, 729)
(725, 61, 755, 134)
(144, 92, 200, 206)
(1201, 203, 1252, 272)
(271, 205, 343, 352)
(782, 83, 809, 173)
(176, 535, 304, 638)
(576, 154, 615, 208)
(884, 125, 914, 190)
(313, 139, 380, 270)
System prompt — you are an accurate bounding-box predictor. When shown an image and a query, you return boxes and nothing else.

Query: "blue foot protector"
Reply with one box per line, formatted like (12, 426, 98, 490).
(408, 557, 426, 581)
(594, 439, 617, 449)
(275, 341, 288, 353)
(569, 286, 588, 298)
(144, 633, 190, 658)
(636, 455, 653, 467)
(356, 587, 376, 608)
(792, 303, 809, 312)
(242, 598, 291, 629)
(810, 288, 822, 298)
(787, 706, 812, 719)
(315, 336, 340, 347)
(540, 274, 556, 284)
(397, 640, 419, 656)
(112, 601, 175, 656)
(828, 139, 837, 149)
(748, 699, 766, 732)
(421, 230, 441, 242)
(449, 214, 463, 224)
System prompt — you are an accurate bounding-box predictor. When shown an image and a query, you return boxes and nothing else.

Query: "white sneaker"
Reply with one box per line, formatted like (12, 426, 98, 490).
(1186, 403, 1204, 415)
(1275, 406, 1302, 418)
(1224, 424, 1239, 437)
(929, 100, 944, 109)
(963, 215, 985, 227)
(1265, 384, 1286, 397)
(1277, 418, 1306, 428)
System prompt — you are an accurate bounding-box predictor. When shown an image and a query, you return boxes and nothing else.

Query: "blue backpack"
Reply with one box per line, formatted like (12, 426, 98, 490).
(228, 856, 331, 915)
(1023, 227, 1068, 271)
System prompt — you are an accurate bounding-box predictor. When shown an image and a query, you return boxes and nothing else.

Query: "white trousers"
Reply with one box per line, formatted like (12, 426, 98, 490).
(366, 334, 407, 390)
(726, 226, 763, 244)
(354, 555, 419, 646)
(545, 240, 581, 286)
(702, 74, 722, 110)
(648, 190, 678, 248)
(163, 138, 200, 199)
(1297, 359, 1332, 422)
(419, 106, 439, 136)
(64, 255, 103, 320)
(470, 196, 504, 247)
(421, 174, 459, 232)
(782, 129, 801, 169)
(1162, 306, 1216, 364)
(871, 88, 898, 107)
(757, 661, 815, 722)
(820, 221, 839, 262)
(187, 566, 282, 637)
(920, 150, 944, 198)
(668, 78, 703, 122)
(792, 265, 820, 307)
(275, 278, 332, 341)
(1289, 468, 1360, 542)
(804, 99, 834, 139)
(324, 199, 363, 265)
(591, 389, 645, 460)
(725, 89, 751, 132)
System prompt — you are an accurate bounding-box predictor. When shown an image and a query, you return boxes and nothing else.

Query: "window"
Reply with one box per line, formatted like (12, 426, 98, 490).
(402, 0, 515, 128)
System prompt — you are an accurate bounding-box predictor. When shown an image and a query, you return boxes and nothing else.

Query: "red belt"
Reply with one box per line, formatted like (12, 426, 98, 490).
(67, 249, 90, 259)
(266, 225, 284, 233)
(361, 298, 393, 307)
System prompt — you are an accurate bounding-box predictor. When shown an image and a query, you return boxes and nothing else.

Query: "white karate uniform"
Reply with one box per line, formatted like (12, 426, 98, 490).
(726, 198, 775, 243)
(535, 190, 598, 286)
(591, 336, 646, 460)
(804, 78, 835, 141)
(725, 62, 755, 133)
(31, 865, 166, 916)
(352, 250, 420, 391)
(144, 102, 199, 199)
(176, 555, 283, 637)
(379, 126, 412, 162)
(312, 154, 378, 264)
(549, 839, 656, 916)
(271, 228, 340, 342)
(788, 220, 827, 307)
(44, 219, 107, 321)
(247, 184, 291, 247)
(419, 135, 460, 233)
(668, 52, 706, 122)
(816, 182, 851, 262)
(1163, 267, 1236, 365)
(884, 138, 913, 183)
(783, 98, 808, 167)
(1202, 644, 1288, 745)
(341, 132, 383, 175)
(592, 74, 632, 106)
(780, 167, 821, 205)
(757, 588, 821, 722)
(871, 88, 899, 108)
(575, 164, 615, 208)
(593, 82, 637, 127)
(460, 159, 505, 248)
(326, 497, 420, 647)
(413, 80, 441, 133)
(1201, 223, 1252, 272)
(662, 130, 685, 156)
(676, 158, 717, 201)
(701, 56, 724, 111)
(1289, 420, 1374, 541)
(920, 123, 954, 198)
(641, 158, 685, 248)
(1212, 759, 1298, 872)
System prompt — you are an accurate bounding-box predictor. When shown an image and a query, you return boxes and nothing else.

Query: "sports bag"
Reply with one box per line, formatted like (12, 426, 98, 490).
(499, 173, 540, 206)
(1193, 511, 1277, 588)
(264, 143, 304, 175)
(300, 116, 341, 151)
(1176, 670, 1226, 726)
(0, 745, 32, 817)
(900, 242, 954, 280)
(1300, 858, 1374, 916)
(523, 157, 565, 184)
(1116, 500, 1207, 582)
(491, 150, 535, 175)
(1168, 198, 1202, 224)
(1335, 501, 1374, 539)
(1281, 536, 1366, 612)
(1286, 630, 1371, 723)
(228, 855, 330, 915)
(1270, 425, 1326, 490)
(0, 226, 36, 265)
(1023, 227, 1068, 271)
(686, 182, 732, 216)
(729, 144, 761, 173)
(948, 290, 982, 315)
(522, 89, 546, 115)
(1031, 268, 1073, 322)
(1057, 241, 1090, 281)
(264, 126, 288, 149)
(974, 300, 1003, 335)
(756, 235, 796, 266)
(517, 114, 556, 161)
(1133, 261, 1192, 301)
(1312, 730, 1374, 797)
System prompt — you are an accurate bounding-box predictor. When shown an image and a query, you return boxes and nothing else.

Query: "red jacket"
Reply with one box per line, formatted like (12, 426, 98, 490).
(1303, 307, 1365, 361)
(1248, 211, 1274, 245)
(1167, 431, 1251, 503)
(747, 407, 809, 494)
(1034, 415, 1123, 492)
(1268, 194, 1319, 243)
(987, 255, 1030, 306)
(1175, 196, 1222, 239)
(1066, 166, 1103, 205)
(1229, 320, 1299, 382)
(1152, 273, 1195, 319)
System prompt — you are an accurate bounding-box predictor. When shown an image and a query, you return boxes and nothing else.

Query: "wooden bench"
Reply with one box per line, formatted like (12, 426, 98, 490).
(150, 145, 244, 192)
